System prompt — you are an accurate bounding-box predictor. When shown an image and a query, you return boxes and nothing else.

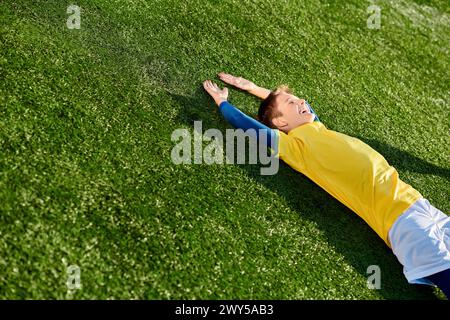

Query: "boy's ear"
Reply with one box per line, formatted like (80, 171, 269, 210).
(272, 116, 287, 129)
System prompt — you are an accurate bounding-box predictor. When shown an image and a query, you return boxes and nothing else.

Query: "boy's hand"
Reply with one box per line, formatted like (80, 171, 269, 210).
(218, 72, 256, 91)
(203, 80, 229, 106)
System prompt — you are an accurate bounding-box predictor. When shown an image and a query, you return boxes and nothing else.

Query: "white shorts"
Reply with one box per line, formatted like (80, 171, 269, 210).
(388, 198, 450, 285)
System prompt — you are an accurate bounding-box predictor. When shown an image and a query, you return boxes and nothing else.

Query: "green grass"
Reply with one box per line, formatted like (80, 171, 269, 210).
(1, 0, 449, 299)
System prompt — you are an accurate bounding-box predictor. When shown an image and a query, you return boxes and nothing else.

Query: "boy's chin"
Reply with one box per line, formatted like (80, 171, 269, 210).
(286, 115, 315, 132)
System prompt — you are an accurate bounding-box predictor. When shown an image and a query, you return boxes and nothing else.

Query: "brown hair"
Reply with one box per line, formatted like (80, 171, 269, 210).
(257, 85, 292, 129)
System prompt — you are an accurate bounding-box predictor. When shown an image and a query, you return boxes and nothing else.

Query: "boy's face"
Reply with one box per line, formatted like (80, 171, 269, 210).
(273, 93, 315, 132)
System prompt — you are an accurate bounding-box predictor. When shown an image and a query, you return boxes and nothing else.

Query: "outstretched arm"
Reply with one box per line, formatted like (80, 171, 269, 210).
(203, 80, 276, 149)
(219, 101, 276, 148)
(218, 72, 271, 100)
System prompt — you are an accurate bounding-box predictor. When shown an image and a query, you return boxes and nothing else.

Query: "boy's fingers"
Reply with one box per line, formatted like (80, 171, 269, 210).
(219, 73, 233, 82)
(203, 80, 214, 91)
(203, 80, 223, 93)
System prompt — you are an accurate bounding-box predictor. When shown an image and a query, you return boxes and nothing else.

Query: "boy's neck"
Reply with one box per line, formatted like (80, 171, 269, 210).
(286, 121, 319, 134)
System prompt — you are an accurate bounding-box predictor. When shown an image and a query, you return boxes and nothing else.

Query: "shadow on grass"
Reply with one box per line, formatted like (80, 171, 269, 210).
(171, 89, 444, 300)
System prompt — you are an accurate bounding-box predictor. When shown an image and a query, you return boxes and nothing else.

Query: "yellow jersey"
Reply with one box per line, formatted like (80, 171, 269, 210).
(276, 121, 422, 246)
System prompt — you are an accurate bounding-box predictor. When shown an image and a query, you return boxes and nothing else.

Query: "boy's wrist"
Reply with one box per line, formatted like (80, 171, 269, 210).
(216, 98, 227, 107)
(247, 85, 257, 93)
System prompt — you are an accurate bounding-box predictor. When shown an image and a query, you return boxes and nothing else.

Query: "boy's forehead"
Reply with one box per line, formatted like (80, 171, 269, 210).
(277, 92, 297, 104)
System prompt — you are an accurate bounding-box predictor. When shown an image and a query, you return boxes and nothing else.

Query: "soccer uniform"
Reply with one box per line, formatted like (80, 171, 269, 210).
(218, 100, 450, 292)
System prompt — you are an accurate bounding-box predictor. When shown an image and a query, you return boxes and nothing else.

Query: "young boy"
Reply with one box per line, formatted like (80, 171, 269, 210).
(202, 72, 450, 298)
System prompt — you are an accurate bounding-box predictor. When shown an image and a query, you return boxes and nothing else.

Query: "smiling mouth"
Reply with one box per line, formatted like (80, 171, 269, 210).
(297, 105, 309, 114)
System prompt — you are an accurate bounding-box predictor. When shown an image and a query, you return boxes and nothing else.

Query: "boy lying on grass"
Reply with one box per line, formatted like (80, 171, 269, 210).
(203, 72, 450, 298)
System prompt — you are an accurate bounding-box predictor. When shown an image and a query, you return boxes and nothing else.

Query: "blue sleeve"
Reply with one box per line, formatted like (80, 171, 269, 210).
(219, 101, 276, 149)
